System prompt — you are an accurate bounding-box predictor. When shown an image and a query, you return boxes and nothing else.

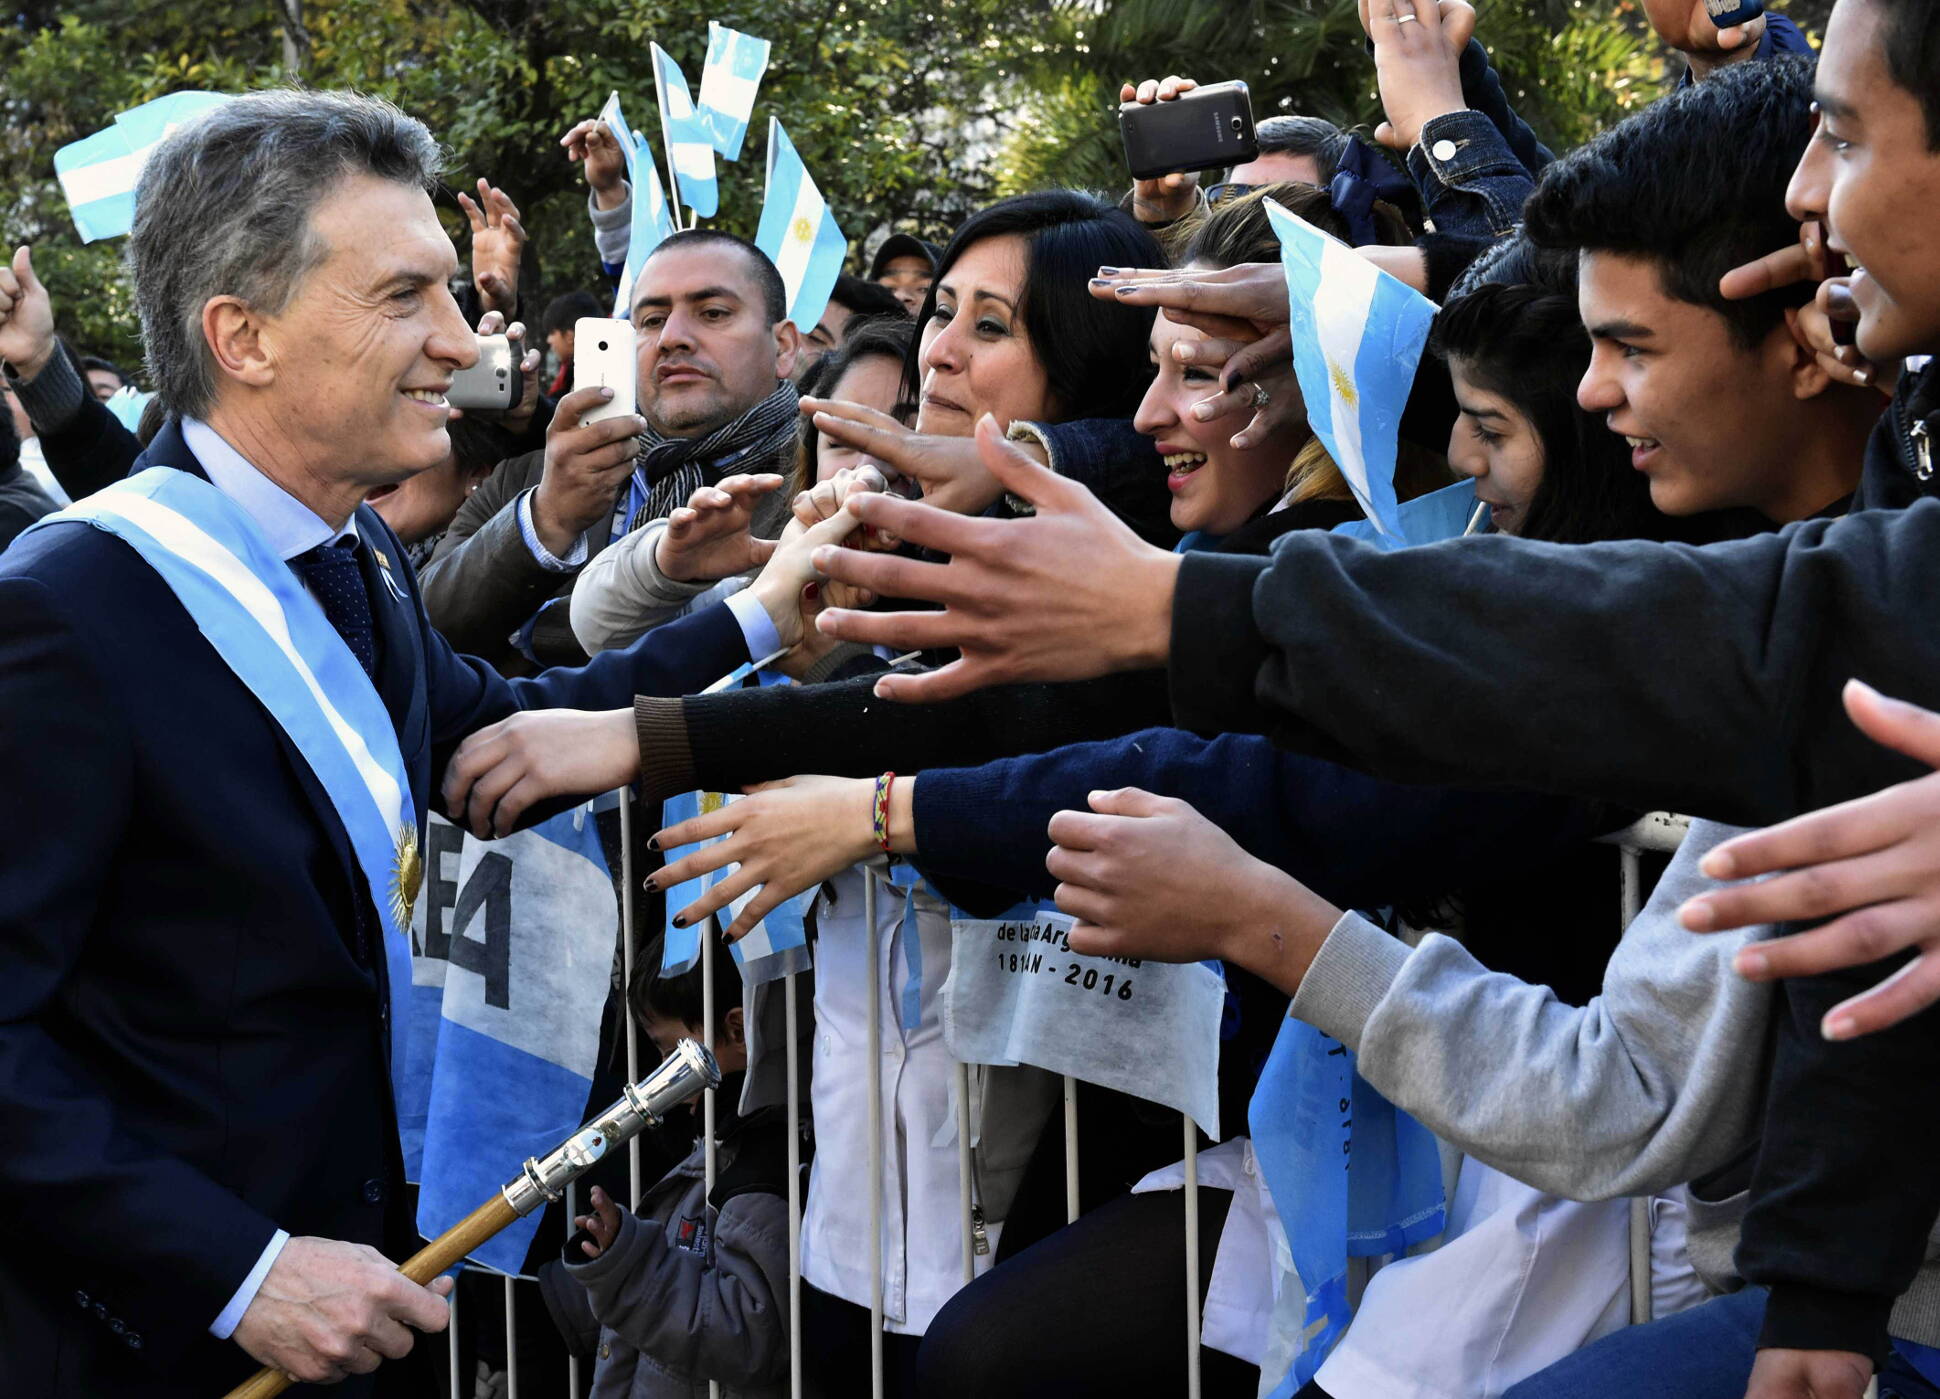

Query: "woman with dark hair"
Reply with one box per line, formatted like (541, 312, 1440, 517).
(792, 315, 915, 494)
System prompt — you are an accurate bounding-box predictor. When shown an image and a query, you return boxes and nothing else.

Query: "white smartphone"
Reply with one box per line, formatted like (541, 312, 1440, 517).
(447, 333, 521, 411)
(573, 317, 638, 428)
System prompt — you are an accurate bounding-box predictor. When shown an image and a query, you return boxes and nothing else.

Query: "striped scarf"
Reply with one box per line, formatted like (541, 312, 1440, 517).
(627, 380, 801, 532)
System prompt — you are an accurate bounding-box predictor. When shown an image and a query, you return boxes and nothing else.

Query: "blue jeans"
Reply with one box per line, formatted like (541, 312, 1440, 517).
(1502, 1288, 1940, 1399)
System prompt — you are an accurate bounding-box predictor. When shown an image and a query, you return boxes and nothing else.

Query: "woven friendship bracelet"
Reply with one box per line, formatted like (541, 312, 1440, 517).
(873, 772, 896, 853)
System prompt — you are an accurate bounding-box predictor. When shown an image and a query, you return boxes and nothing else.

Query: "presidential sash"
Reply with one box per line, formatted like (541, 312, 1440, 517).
(25, 467, 420, 1120)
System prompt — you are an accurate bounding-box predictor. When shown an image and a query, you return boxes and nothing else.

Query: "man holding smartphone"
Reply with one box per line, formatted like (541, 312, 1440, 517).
(417, 229, 804, 671)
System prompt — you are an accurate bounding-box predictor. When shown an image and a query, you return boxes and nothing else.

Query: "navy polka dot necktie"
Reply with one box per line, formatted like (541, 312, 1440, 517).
(290, 536, 377, 681)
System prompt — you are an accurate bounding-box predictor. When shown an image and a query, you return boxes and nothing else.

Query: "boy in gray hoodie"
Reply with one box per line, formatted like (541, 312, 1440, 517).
(539, 954, 792, 1399)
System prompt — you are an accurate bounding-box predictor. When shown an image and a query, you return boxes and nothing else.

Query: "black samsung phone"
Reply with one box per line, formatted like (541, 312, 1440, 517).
(1119, 81, 1258, 183)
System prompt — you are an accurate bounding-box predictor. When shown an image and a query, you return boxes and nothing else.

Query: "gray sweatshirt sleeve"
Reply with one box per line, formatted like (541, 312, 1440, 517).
(1290, 819, 1775, 1201)
(569, 518, 724, 652)
(565, 1195, 789, 1389)
(589, 183, 632, 269)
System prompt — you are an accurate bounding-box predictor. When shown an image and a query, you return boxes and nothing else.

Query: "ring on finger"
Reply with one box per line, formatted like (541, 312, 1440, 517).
(1252, 383, 1272, 409)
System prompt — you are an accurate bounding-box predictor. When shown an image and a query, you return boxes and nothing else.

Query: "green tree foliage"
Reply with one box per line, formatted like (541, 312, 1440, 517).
(0, 0, 1819, 375)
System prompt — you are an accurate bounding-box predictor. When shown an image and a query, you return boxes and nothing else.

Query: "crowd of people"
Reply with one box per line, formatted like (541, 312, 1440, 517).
(5, 0, 1940, 1397)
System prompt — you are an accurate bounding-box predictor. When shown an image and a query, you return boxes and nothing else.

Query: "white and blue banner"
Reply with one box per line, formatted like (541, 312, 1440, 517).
(104, 385, 155, 435)
(24, 468, 418, 1112)
(600, 90, 679, 318)
(55, 89, 232, 242)
(1249, 1014, 1446, 1394)
(698, 21, 771, 161)
(941, 901, 1227, 1136)
(659, 788, 729, 978)
(1264, 199, 1436, 548)
(652, 43, 719, 219)
(754, 118, 848, 335)
(401, 806, 617, 1276)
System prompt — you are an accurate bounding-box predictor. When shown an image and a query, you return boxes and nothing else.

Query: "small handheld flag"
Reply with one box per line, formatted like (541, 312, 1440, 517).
(698, 21, 772, 161)
(54, 90, 232, 243)
(651, 44, 719, 219)
(1263, 199, 1436, 547)
(754, 118, 848, 334)
(600, 91, 679, 318)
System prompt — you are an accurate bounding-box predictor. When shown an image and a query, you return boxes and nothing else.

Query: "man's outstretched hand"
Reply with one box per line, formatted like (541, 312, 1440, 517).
(811, 414, 1183, 703)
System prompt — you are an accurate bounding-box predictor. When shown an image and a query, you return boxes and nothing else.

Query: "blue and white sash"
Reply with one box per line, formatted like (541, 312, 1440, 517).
(26, 468, 419, 1114)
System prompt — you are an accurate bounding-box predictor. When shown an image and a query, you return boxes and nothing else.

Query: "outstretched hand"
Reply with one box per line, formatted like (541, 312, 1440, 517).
(1359, 0, 1477, 151)
(802, 396, 1024, 517)
(648, 775, 883, 939)
(1049, 788, 1338, 995)
(811, 415, 1184, 703)
(442, 708, 640, 839)
(654, 474, 787, 585)
(459, 179, 526, 318)
(1677, 682, 1940, 1038)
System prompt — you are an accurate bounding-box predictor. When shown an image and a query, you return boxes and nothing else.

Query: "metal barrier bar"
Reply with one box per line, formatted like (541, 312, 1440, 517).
(448, 1283, 460, 1399)
(865, 870, 886, 1399)
(957, 1060, 976, 1284)
(620, 790, 642, 1204)
(1183, 1116, 1202, 1399)
(786, 968, 804, 1399)
(566, 1182, 581, 1395)
(1063, 1075, 1081, 1224)
(703, 918, 721, 1399)
(503, 1274, 519, 1399)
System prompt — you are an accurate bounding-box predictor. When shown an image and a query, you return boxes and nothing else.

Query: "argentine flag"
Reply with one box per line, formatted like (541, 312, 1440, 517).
(1263, 199, 1436, 547)
(652, 44, 719, 219)
(55, 90, 231, 243)
(600, 91, 678, 318)
(698, 21, 771, 161)
(754, 118, 848, 335)
(659, 790, 815, 986)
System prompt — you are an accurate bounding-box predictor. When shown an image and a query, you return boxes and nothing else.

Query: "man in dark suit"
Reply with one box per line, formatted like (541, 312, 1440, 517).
(0, 91, 767, 1397)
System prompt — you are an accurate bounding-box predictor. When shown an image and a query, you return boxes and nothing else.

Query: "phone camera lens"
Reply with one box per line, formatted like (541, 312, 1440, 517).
(1231, 117, 1243, 131)
(598, 340, 610, 351)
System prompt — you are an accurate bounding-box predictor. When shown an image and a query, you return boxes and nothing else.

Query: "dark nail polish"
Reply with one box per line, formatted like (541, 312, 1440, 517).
(1223, 371, 1248, 393)
(1113, 285, 1136, 296)
(1097, 266, 1120, 276)
(671, 914, 688, 929)
(646, 835, 660, 851)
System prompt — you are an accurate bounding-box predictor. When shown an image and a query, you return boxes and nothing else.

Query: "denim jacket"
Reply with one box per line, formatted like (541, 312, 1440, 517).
(1403, 40, 1555, 239)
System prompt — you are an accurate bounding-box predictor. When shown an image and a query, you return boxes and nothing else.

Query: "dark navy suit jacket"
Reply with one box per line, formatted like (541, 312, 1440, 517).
(0, 421, 749, 1396)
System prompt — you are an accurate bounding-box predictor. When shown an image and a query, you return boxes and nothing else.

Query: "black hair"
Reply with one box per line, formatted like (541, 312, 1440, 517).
(1250, 115, 1352, 182)
(795, 314, 917, 493)
(78, 355, 126, 386)
(640, 228, 789, 327)
(829, 273, 909, 323)
(1523, 56, 1818, 349)
(635, 940, 744, 1039)
(909, 190, 1163, 421)
(541, 290, 604, 338)
(1876, 0, 1940, 149)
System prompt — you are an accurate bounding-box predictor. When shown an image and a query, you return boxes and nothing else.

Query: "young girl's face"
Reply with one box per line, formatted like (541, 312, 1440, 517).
(1446, 359, 1547, 537)
(1132, 310, 1305, 536)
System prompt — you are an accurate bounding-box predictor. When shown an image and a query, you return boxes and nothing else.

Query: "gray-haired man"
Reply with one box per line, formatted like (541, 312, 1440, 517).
(0, 90, 761, 1396)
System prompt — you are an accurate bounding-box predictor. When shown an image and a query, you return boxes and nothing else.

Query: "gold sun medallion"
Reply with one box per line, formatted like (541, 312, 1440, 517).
(391, 824, 425, 930)
(791, 215, 814, 244)
(1327, 357, 1359, 411)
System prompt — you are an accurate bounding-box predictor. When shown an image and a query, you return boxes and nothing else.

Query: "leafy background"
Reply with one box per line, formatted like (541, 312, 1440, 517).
(0, 0, 1824, 369)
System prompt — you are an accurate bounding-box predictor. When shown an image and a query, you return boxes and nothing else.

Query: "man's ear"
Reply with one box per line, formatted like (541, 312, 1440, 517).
(202, 295, 277, 392)
(773, 319, 805, 382)
(724, 1005, 747, 1050)
(1780, 306, 1836, 400)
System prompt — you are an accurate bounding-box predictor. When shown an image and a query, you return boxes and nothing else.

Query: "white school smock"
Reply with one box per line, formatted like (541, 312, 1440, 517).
(800, 864, 1054, 1334)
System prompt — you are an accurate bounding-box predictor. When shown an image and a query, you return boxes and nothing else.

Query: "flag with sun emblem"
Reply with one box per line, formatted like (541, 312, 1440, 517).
(1263, 199, 1435, 545)
(754, 117, 848, 334)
